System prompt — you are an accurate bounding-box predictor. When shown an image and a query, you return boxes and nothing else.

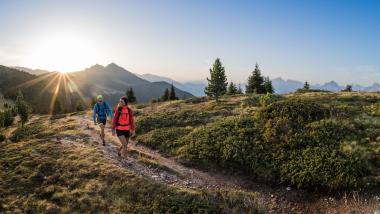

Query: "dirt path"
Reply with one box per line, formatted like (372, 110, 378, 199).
(64, 113, 379, 213)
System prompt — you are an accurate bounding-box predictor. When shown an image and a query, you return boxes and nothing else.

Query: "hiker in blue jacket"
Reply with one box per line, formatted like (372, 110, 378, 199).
(93, 95, 113, 146)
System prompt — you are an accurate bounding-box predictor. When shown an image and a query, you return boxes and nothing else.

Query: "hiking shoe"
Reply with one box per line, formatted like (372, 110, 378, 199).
(102, 140, 106, 146)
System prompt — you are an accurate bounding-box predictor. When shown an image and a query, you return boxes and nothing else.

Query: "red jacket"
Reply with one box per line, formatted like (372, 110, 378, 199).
(112, 106, 135, 131)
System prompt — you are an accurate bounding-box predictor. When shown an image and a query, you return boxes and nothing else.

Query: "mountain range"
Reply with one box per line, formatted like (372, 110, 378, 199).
(8, 64, 380, 105)
(139, 74, 380, 94)
(0, 63, 195, 113)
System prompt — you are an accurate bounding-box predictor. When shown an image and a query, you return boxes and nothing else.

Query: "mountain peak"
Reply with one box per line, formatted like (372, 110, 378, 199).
(106, 62, 120, 68)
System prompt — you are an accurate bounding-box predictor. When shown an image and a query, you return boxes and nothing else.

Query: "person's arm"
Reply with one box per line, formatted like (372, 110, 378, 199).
(130, 108, 135, 131)
(112, 107, 118, 131)
(106, 102, 113, 119)
(93, 104, 97, 124)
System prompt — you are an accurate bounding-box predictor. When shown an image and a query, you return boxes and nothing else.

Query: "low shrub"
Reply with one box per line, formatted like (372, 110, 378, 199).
(280, 147, 367, 190)
(184, 97, 208, 104)
(136, 127, 192, 154)
(241, 95, 260, 107)
(178, 116, 262, 169)
(136, 110, 217, 134)
(10, 124, 54, 142)
(257, 99, 328, 123)
(258, 94, 284, 107)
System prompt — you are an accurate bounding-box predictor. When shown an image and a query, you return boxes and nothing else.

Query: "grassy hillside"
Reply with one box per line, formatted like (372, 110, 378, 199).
(136, 93, 380, 191)
(0, 113, 261, 213)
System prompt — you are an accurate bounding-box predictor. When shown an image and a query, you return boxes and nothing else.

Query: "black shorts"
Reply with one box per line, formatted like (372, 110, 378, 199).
(97, 118, 106, 125)
(116, 129, 130, 138)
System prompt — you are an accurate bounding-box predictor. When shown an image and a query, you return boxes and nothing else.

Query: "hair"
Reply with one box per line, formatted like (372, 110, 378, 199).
(117, 96, 128, 108)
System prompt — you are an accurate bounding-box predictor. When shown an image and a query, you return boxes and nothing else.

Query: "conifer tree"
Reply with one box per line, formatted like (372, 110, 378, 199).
(161, 88, 170, 101)
(263, 77, 274, 94)
(227, 82, 238, 95)
(303, 81, 310, 90)
(204, 58, 228, 102)
(237, 84, 243, 94)
(126, 88, 137, 103)
(169, 84, 178, 100)
(342, 85, 352, 92)
(15, 91, 28, 127)
(246, 63, 265, 94)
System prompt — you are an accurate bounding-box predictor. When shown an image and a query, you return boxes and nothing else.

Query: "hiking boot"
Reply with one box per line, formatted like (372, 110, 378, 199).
(102, 140, 106, 146)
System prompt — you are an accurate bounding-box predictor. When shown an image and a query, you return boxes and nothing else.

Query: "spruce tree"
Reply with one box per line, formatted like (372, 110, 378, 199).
(169, 84, 178, 100)
(15, 91, 28, 127)
(303, 81, 310, 90)
(3, 110, 13, 127)
(53, 99, 63, 115)
(237, 84, 243, 94)
(246, 63, 265, 94)
(342, 85, 352, 92)
(161, 88, 170, 101)
(126, 88, 137, 103)
(227, 82, 238, 95)
(204, 58, 228, 102)
(263, 77, 274, 94)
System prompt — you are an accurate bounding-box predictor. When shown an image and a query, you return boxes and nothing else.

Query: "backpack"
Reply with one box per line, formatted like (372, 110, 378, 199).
(115, 106, 132, 126)
(96, 102, 109, 117)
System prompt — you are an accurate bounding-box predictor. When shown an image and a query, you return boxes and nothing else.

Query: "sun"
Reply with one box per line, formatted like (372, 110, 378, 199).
(25, 33, 100, 72)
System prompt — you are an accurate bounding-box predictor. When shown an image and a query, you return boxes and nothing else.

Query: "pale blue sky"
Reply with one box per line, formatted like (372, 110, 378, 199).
(0, 0, 379, 85)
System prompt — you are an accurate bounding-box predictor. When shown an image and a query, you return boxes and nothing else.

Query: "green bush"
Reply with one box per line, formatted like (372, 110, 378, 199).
(178, 116, 263, 169)
(258, 94, 284, 107)
(241, 95, 260, 107)
(257, 99, 328, 123)
(136, 110, 217, 134)
(184, 97, 208, 104)
(136, 127, 192, 154)
(280, 147, 366, 189)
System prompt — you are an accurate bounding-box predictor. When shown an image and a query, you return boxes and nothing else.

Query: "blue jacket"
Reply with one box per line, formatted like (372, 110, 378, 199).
(93, 101, 113, 122)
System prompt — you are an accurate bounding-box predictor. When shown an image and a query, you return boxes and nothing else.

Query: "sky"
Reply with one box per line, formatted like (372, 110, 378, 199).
(0, 0, 379, 85)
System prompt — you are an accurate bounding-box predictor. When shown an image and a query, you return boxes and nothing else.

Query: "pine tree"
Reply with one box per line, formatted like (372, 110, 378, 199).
(3, 109, 13, 127)
(126, 88, 137, 103)
(263, 77, 274, 94)
(161, 88, 170, 101)
(227, 82, 238, 95)
(342, 85, 352, 92)
(53, 99, 63, 115)
(15, 91, 28, 127)
(303, 81, 310, 90)
(246, 63, 265, 94)
(169, 84, 178, 100)
(204, 58, 228, 102)
(237, 84, 243, 94)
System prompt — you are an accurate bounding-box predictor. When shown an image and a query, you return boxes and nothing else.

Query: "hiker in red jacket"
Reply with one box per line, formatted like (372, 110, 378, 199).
(112, 96, 135, 158)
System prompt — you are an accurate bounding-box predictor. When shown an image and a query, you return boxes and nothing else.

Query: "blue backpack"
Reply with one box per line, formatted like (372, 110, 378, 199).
(96, 102, 110, 118)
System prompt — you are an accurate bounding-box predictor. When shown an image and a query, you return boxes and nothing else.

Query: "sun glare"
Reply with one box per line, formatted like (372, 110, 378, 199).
(26, 33, 100, 72)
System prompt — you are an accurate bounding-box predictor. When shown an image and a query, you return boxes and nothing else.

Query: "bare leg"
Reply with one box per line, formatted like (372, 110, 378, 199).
(99, 124, 105, 144)
(117, 135, 129, 158)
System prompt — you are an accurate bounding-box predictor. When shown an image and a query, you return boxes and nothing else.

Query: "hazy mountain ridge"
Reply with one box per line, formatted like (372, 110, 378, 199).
(138, 73, 207, 96)
(13, 66, 50, 75)
(70, 63, 194, 103)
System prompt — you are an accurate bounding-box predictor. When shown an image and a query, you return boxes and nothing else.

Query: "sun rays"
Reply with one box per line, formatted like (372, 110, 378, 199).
(12, 71, 88, 115)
